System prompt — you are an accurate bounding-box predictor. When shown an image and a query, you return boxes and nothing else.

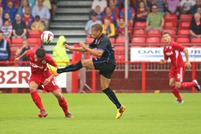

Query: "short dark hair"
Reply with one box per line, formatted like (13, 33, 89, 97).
(91, 23, 103, 32)
(163, 32, 170, 35)
(35, 48, 46, 59)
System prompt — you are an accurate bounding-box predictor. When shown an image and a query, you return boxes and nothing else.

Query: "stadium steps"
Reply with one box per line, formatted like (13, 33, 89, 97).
(44, 0, 93, 57)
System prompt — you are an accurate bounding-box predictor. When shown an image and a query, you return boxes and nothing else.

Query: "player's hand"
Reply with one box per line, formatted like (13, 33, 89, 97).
(79, 42, 87, 49)
(14, 57, 20, 63)
(65, 44, 73, 50)
(160, 59, 166, 64)
(43, 78, 51, 86)
(185, 61, 191, 69)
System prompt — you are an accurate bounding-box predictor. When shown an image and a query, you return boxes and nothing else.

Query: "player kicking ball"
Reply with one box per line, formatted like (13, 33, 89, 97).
(15, 48, 74, 118)
(48, 23, 126, 119)
(160, 32, 200, 103)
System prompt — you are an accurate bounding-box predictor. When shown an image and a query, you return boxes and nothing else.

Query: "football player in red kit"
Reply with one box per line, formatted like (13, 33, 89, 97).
(160, 32, 200, 103)
(14, 48, 74, 118)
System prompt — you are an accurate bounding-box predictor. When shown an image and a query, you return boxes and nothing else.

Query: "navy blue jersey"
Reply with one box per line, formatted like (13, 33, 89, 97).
(89, 34, 116, 63)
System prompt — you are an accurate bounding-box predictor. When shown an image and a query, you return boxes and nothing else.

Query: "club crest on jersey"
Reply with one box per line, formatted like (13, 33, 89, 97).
(42, 60, 46, 64)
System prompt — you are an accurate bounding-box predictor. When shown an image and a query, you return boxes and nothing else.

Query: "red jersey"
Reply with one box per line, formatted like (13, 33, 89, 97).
(163, 41, 185, 67)
(26, 50, 57, 75)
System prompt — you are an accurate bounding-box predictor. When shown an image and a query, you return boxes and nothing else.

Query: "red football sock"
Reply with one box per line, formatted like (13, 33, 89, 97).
(30, 91, 45, 111)
(171, 87, 182, 101)
(58, 97, 69, 115)
(181, 82, 195, 88)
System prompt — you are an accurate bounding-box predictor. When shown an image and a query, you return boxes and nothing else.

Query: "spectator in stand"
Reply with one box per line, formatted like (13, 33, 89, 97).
(2, 0, 21, 9)
(22, 6, 34, 30)
(116, 17, 132, 40)
(146, 4, 164, 31)
(196, 6, 201, 14)
(3, 0, 18, 23)
(180, 0, 196, 14)
(1, 19, 12, 38)
(15, 39, 30, 64)
(31, 15, 45, 31)
(91, 0, 107, 13)
(141, 0, 152, 12)
(0, 30, 11, 62)
(18, 0, 29, 16)
(101, 6, 119, 28)
(53, 35, 70, 66)
(189, 13, 201, 39)
(3, 12, 11, 23)
(85, 12, 102, 37)
(109, 0, 120, 16)
(119, 0, 135, 28)
(0, 5, 3, 27)
(50, 0, 57, 18)
(102, 18, 116, 38)
(191, 0, 201, 15)
(148, 0, 165, 13)
(36, 0, 52, 10)
(89, 5, 103, 20)
(136, 1, 148, 22)
(12, 13, 27, 39)
(28, 0, 36, 9)
(32, 0, 51, 30)
(163, 0, 180, 15)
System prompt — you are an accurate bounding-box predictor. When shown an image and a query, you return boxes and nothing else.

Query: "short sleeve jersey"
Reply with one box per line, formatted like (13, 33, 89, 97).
(163, 41, 185, 67)
(89, 34, 115, 63)
(26, 50, 57, 75)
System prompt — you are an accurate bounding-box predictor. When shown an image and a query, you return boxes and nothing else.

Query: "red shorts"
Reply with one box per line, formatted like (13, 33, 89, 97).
(168, 66, 186, 82)
(29, 73, 59, 92)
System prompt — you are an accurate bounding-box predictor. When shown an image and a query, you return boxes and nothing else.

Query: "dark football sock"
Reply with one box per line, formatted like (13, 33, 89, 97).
(103, 88, 121, 109)
(57, 61, 83, 73)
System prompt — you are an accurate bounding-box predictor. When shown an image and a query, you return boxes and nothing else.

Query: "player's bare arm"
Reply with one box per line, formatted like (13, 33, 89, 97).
(160, 59, 168, 64)
(14, 51, 27, 63)
(183, 48, 191, 69)
(65, 43, 86, 52)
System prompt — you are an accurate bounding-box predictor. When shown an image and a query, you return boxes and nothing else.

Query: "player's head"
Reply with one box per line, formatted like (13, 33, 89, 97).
(90, 23, 102, 39)
(162, 32, 171, 44)
(35, 48, 46, 61)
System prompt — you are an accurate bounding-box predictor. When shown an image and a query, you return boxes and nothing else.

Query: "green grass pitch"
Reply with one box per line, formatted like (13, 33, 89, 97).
(0, 93, 201, 134)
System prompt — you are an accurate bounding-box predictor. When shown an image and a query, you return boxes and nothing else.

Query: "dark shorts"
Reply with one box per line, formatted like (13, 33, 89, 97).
(92, 58, 116, 79)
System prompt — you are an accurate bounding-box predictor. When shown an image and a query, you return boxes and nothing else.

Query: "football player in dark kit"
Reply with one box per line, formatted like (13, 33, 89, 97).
(49, 23, 126, 119)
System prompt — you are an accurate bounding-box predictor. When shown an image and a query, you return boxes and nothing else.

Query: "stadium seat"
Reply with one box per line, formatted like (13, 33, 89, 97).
(115, 54, 125, 63)
(115, 37, 125, 44)
(133, 29, 146, 37)
(28, 30, 42, 38)
(163, 21, 177, 29)
(147, 30, 161, 37)
(179, 21, 191, 29)
(146, 37, 160, 44)
(176, 37, 190, 43)
(134, 22, 146, 29)
(86, 37, 93, 44)
(10, 47, 17, 61)
(131, 37, 146, 44)
(162, 29, 176, 37)
(109, 38, 115, 43)
(177, 29, 190, 38)
(180, 14, 192, 22)
(11, 38, 24, 44)
(27, 38, 42, 49)
(164, 14, 178, 22)
(191, 38, 201, 43)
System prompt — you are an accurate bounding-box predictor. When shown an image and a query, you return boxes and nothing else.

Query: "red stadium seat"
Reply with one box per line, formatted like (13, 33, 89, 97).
(12, 38, 24, 44)
(164, 14, 178, 22)
(27, 38, 42, 49)
(176, 37, 190, 43)
(131, 37, 146, 44)
(191, 38, 201, 43)
(134, 22, 146, 29)
(113, 46, 125, 55)
(86, 37, 93, 44)
(177, 29, 190, 38)
(163, 21, 177, 29)
(109, 38, 115, 43)
(28, 30, 43, 38)
(133, 29, 146, 37)
(180, 14, 192, 22)
(147, 30, 161, 37)
(146, 37, 160, 44)
(115, 37, 125, 44)
(4, 38, 11, 44)
(115, 54, 125, 63)
(179, 21, 191, 29)
(162, 29, 176, 37)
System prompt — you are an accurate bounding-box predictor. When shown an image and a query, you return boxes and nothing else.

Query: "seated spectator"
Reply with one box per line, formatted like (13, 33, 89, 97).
(89, 5, 103, 20)
(196, 5, 201, 15)
(91, 0, 107, 13)
(18, 0, 29, 16)
(116, 17, 132, 39)
(0, 30, 11, 62)
(1, 19, 12, 38)
(32, 0, 51, 30)
(163, 0, 180, 15)
(146, 4, 164, 31)
(3, 0, 18, 23)
(12, 14, 27, 39)
(136, 1, 148, 22)
(2, 0, 21, 9)
(22, 6, 34, 30)
(85, 12, 102, 37)
(119, 0, 135, 28)
(109, 0, 120, 16)
(50, 0, 57, 18)
(148, 0, 164, 13)
(142, 0, 152, 12)
(52, 35, 70, 66)
(180, 0, 196, 14)
(102, 18, 116, 38)
(36, 0, 52, 10)
(15, 39, 30, 64)
(189, 13, 201, 39)
(191, 0, 201, 15)
(31, 15, 45, 31)
(3, 12, 11, 23)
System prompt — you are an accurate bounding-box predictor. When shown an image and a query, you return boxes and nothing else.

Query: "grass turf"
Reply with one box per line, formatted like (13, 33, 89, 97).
(0, 93, 200, 134)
